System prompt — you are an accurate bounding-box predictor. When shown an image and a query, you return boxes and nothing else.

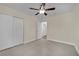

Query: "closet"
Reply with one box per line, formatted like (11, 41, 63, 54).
(0, 14, 23, 50)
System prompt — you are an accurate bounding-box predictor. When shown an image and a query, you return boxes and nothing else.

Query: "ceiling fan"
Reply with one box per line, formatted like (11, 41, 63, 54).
(29, 3, 55, 16)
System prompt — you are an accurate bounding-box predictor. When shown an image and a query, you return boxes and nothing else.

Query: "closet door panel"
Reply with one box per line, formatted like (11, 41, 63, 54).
(12, 17, 23, 45)
(0, 14, 23, 50)
(0, 14, 13, 50)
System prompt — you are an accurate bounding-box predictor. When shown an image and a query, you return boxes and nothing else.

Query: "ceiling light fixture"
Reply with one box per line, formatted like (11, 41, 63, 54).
(39, 10, 45, 14)
(29, 3, 55, 16)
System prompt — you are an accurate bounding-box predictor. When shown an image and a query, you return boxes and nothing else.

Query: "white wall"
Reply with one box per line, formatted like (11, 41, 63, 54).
(0, 5, 37, 44)
(47, 12, 75, 43)
(24, 16, 36, 43)
(73, 4, 79, 53)
(47, 4, 79, 53)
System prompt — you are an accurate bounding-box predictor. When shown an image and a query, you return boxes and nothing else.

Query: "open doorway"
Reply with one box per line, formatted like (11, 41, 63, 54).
(41, 22, 47, 39)
(37, 21, 47, 39)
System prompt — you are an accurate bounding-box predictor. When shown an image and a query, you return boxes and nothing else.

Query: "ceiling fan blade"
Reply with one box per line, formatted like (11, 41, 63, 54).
(39, 3, 46, 9)
(44, 12, 47, 16)
(35, 12, 39, 15)
(29, 8, 39, 10)
(45, 8, 55, 11)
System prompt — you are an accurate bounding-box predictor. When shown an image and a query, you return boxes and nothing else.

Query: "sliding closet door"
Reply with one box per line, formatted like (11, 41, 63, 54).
(0, 14, 23, 50)
(0, 14, 13, 50)
(12, 17, 23, 45)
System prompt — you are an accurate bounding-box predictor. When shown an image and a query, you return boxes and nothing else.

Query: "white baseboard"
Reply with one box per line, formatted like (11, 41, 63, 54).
(0, 42, 23, 51)
(0, 39, 36, 51)
(23, 39, 37, 44)
(74, 45, 79, 55)
(48, 39, 75, 46)
(48, 39, 79, 55)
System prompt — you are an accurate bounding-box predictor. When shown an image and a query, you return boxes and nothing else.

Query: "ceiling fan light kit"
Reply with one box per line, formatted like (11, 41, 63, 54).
(39, 10, 45, 14)
(29, 3, 55, 16)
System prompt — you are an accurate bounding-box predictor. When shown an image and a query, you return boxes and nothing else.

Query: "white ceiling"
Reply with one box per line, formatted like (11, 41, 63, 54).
(0, 3, 77, 17)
